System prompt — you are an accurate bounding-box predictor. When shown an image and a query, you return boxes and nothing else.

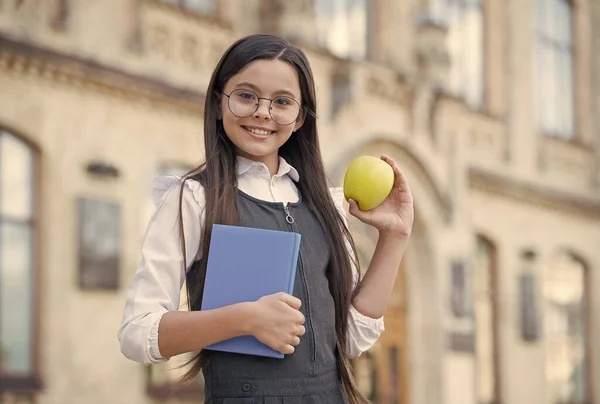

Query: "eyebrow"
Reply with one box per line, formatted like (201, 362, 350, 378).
(234, 81, 298, 100)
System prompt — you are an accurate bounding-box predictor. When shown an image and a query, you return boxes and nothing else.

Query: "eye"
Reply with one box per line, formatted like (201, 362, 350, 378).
(274, 97, 293, 106)
(238, 92, 257, 101)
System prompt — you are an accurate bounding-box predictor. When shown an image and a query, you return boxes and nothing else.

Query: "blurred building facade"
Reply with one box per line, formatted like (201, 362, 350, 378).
(0, 0, 599, 403)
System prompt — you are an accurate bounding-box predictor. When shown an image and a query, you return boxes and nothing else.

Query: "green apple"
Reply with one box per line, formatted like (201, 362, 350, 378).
(343, 156, 394, 211)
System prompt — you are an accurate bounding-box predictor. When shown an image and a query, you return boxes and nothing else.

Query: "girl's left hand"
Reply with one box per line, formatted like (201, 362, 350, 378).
(348, 155, 414, 238)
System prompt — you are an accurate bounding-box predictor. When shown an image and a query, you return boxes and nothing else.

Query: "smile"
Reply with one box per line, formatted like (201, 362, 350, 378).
(242, 126, 276, 137)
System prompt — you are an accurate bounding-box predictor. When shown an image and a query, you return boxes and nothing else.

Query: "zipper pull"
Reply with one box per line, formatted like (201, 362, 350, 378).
(284, 204, 295, 224)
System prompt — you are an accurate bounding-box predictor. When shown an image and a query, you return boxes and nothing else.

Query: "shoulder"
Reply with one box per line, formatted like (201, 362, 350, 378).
(151, 175, 205, 208)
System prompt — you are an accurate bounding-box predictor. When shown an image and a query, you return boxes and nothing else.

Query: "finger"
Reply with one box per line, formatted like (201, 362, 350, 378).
(296, 325, 306, 336)
(381, 155, 410, 192)
(290, 335, 301, 346)
(281, 344, 295, 355)
(277, 293, 302, 310)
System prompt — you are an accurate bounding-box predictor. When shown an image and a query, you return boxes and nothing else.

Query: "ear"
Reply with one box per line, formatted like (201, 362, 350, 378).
(293, 110, 306, 132)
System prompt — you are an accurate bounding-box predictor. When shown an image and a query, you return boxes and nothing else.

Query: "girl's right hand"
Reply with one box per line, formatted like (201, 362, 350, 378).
(248, 292, 306, 355)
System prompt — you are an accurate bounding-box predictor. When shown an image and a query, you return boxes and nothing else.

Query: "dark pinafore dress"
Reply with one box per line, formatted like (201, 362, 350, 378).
(200, 191, 348, 404)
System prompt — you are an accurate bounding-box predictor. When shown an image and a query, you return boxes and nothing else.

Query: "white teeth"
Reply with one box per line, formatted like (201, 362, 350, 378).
(247, 127, 271, 136)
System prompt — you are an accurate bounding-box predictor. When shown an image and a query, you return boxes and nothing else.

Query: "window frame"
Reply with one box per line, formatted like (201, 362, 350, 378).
(0, 128, 43, 393)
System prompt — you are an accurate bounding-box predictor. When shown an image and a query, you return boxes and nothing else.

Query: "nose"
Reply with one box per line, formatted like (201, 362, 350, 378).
(254, 98, 271, 120)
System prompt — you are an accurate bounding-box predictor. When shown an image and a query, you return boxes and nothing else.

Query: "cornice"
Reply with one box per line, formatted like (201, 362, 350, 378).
(0, 35, 205, 116)
(469, 167, 600, 219)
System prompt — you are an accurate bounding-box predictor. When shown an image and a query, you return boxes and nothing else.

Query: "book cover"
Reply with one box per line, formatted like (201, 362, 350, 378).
(201, 224, 301, 358)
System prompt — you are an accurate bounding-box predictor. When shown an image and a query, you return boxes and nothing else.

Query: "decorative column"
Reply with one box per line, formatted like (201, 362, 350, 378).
(125, 0, 143, 53)
(49, 0, 68, 31)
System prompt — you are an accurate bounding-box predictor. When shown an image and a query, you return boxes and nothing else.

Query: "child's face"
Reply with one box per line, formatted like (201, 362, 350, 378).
(220, 59, 304, 168)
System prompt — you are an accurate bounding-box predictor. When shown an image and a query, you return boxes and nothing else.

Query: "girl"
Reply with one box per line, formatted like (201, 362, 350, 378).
(118, 34, 414, 404)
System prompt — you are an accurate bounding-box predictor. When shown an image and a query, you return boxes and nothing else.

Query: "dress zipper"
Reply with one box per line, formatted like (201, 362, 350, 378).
(284, 204, 295, 224)
(283, 203, 316, 366)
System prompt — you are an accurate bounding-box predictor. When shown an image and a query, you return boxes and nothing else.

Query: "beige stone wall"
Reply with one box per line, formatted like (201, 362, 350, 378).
(470, 186, 600, 404)
(0, 0, 599, 404)
(0, 62, 205, 404)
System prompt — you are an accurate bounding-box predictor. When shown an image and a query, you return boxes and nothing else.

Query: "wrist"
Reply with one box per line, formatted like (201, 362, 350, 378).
(377, 229, 410, 241)
(234, 301, 256, 336)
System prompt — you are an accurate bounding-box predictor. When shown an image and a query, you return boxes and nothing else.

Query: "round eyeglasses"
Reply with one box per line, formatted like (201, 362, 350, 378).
(220, 89, 301, 126)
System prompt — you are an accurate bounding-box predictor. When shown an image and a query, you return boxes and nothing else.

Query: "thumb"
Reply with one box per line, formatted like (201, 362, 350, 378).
(348, 198, 367, 220)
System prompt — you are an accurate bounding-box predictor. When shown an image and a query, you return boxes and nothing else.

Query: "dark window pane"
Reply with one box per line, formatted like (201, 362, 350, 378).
(0, 222, 34, 374)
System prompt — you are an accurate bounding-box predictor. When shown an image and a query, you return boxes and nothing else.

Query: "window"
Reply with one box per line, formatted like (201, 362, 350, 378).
(427, 0, 484, 108)
(0, 130, 39, 389)
(158, 0, 214, 14)
(447, 0, 484, 108)
(474, 237, 499, 404)
(544, 252, 589, 404)
(315, 0, 369, 59)
(534, 0, 574, 139)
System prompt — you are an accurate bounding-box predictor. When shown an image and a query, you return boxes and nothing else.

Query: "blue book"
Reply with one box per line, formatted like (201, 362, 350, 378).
(201, 224, 301, 358)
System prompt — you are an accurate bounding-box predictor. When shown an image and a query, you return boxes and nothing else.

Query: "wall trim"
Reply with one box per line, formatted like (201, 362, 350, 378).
(0, 34, 205, 115)
(469, 167, 600, 218)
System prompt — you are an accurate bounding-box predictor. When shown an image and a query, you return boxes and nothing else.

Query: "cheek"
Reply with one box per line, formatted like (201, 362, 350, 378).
(278, 126, 295, 138)
(221, 104, 238, 133)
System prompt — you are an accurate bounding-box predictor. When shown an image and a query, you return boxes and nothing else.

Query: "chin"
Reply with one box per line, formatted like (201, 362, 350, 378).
(237, 144, 279, 159)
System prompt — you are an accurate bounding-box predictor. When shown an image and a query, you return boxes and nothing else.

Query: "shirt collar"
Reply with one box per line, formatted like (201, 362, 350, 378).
(236, 155, 300, 182)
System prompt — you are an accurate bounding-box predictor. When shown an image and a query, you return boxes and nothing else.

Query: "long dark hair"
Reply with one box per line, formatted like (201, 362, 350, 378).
(178, 34, 368, 404)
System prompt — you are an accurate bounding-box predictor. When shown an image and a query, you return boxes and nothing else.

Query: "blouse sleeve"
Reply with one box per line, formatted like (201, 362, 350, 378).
(329, 187, 385, 359)
(117, 176, 205, 364)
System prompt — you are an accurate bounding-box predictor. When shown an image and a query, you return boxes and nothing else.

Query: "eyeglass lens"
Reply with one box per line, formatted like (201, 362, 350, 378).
(227, 89, 300, 125)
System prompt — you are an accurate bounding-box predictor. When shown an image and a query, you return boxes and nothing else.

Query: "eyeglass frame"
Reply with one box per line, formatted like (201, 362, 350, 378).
(218, 89, 303, 126)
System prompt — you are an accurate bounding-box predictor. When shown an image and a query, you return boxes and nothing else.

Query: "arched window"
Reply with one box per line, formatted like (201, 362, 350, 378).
(0, 129, 40, 389)
(474, 236, 500, 404)
(544, 251, 590, 403)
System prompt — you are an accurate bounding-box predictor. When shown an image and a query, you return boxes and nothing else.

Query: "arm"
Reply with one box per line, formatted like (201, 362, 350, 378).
(118, 177, 305, 363)
(347, 155, 414, 321)
(156, 303, 255, 358)
(351, 233, 409, 319)
(117, 176, 213, 363)
(330, 187, 386, 359)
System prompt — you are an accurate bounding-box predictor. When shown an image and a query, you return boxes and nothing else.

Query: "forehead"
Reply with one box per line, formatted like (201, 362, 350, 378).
(226, 59, 301, 98)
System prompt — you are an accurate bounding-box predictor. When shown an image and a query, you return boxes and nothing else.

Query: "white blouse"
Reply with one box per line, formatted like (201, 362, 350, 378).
(118, 156, 384, 364)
